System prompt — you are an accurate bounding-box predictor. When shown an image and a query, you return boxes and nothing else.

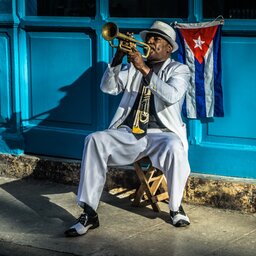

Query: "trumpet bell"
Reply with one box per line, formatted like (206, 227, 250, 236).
(102, 22, 118, 41)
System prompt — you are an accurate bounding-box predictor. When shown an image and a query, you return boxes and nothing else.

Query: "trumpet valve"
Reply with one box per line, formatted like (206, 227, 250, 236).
(119, 40, 136, 53)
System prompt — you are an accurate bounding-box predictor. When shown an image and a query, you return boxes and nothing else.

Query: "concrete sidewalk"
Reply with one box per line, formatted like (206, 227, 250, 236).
(0, 176, 255, 256)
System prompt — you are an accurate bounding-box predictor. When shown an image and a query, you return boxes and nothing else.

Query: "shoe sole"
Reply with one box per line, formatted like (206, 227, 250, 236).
(90, 222, 100, 229)
(65, 222, 100, 237)
(173, 219, 190, 227)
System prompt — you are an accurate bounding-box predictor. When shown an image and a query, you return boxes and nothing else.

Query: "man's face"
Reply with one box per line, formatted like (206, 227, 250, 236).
(145, 33, 172, 62)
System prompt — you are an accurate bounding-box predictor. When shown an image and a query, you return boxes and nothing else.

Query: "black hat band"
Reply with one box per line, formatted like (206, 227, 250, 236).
(146, 28, 171, 39)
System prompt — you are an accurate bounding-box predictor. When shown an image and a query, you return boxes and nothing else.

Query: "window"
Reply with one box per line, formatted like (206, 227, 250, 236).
(109, 0, 188, 18)
(25, 0, 96, 17)
(203, 0, 256, 19)
(0, 0, 12, 14)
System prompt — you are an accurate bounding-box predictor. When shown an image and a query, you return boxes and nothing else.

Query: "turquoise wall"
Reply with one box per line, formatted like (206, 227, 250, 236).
(0, 0, 256, 178)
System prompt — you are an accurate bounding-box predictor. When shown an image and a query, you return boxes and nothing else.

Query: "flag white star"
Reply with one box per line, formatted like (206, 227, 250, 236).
(193, 36, 205, 50)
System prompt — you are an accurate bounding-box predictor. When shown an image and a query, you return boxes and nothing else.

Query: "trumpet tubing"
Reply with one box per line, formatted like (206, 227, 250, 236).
(102, 22, 151, 58)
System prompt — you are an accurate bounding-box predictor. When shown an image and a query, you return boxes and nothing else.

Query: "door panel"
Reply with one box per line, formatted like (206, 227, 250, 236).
(22, 31, 98, 158)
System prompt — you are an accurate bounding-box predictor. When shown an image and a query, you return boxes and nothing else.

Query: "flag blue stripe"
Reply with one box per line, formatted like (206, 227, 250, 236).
(213, 26, 224, 117)
(176, 29, 186, 64)
(195, 58, 206, 118)
(176, 29, 188, 117)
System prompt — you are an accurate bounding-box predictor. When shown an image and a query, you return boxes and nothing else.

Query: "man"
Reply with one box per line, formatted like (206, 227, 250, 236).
(65, 21, 191, 237)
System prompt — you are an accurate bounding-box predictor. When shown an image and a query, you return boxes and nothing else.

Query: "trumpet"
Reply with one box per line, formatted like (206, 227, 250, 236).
(102, 22, 151, 58)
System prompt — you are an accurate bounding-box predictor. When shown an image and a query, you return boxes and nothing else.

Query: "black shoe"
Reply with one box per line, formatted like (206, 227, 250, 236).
(65, 213, 99, 237)
(170, 205, 190, 227)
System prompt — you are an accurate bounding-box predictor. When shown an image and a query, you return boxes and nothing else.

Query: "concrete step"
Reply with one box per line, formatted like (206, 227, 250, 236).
(0, 153, 255, 213)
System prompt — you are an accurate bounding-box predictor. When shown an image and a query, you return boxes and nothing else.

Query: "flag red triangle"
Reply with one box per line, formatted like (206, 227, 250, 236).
(179, 25, 218, 64)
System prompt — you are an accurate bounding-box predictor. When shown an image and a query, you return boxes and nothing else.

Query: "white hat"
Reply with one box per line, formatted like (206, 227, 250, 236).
(140, 21, 178, 52)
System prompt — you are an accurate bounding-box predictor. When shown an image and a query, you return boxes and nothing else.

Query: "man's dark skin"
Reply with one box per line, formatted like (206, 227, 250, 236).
(111, 33, 173, 76)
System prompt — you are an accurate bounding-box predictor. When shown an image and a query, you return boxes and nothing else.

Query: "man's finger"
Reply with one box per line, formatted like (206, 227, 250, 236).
(131, 46, 138, 52)
(128, 51, 135, 58)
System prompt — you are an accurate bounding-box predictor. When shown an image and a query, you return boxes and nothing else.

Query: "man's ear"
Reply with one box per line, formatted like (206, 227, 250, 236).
(167, 44, 173, 53)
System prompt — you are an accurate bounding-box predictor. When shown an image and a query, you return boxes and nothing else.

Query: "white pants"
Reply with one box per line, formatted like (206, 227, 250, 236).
(77, 127, 190, 212)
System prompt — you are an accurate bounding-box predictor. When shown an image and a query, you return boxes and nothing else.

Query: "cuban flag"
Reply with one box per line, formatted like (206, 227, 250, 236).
(175, 20, 224, 118)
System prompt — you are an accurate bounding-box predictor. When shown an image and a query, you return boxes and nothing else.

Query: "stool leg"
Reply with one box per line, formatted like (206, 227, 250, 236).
(132, 163, 154, 206)
(133, 162, 161, 212)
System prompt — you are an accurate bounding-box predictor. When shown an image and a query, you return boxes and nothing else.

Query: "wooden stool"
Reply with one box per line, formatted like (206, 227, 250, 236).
(131, 157, 169, 212)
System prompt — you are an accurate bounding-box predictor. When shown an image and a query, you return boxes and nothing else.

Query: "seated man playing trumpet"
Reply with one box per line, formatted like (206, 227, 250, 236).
(65, 21, 191, 237)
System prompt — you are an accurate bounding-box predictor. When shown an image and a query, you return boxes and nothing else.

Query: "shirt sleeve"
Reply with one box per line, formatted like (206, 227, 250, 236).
(147, 64, 190, 105)
(100, 63, 129, 95)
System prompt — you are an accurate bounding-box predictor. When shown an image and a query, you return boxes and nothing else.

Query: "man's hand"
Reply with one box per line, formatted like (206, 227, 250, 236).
(128, 48, 150, 76)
